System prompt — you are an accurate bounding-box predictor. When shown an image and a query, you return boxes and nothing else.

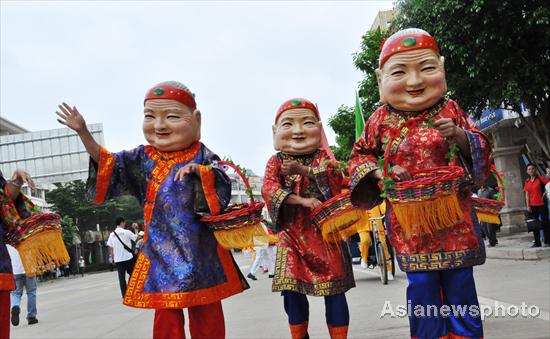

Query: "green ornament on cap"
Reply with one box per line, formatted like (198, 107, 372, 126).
(402, 37, 416, 47)
(291, 100, 302, 106)
(153, 88, 165, 96)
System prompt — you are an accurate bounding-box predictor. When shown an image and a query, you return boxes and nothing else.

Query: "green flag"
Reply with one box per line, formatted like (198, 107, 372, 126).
(354, 92, 365, 140)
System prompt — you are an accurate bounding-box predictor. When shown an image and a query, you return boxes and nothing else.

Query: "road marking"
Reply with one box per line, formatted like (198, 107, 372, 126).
(353, 267, 550, 322)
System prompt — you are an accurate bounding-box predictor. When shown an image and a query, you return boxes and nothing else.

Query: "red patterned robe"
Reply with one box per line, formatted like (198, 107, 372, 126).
(262, 149, 355, 296)
(348, 98, 491, 272)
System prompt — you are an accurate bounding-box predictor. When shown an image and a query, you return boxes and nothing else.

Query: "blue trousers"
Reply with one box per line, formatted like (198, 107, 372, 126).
(406, 267, 483, 339)
(283, 291, 349, 327)
(10, 274, 37, 319)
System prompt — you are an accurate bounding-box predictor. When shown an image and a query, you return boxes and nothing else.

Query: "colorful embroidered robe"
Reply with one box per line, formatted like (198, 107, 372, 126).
(87, 142, 249, 308)
(262, 150, 355, 296)
(348, 98, 491, 272)
(0, 173, 14, 291)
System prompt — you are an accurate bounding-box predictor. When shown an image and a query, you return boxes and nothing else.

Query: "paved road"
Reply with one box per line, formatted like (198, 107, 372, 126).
(10, 253, 550, 338)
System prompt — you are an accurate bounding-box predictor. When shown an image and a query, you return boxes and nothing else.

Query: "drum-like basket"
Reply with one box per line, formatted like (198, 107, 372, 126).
(311, 191, 363, 243)
(200, 161, 268, 250)
(6, 213, 70, 277)
(472, 165, 505, 224)
(381, 117, 465, 238)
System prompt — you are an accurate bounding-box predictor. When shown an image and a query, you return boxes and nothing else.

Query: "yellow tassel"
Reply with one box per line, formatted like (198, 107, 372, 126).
(358, 231, 372, 263)
(391, 193, 463, 238)
(476, 212, 501, 225)
(213, 222, 269, 250)
(16, 230, 70, 277)
(320, 209, 364, 243)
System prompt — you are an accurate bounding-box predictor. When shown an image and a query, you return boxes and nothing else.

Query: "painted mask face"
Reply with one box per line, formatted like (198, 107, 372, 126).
(273, 108, 322, 155)
(376, 49, 447, 111)
(143, 99, 201, 152)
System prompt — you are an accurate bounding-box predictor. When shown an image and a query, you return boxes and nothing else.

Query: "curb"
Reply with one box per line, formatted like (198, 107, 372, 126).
(486, 246, 550, 260)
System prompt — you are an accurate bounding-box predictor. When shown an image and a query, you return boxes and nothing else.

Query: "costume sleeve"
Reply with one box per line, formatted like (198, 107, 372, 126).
(193, 146, 232, 215)
(347, 108, 385, 210)
(86, 145, 147, 205)
(261, 155, 292, 232)
(311, 150, 343, 200)
(450, 100, 492, 186)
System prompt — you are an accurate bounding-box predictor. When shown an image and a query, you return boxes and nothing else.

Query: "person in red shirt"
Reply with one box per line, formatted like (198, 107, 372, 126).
(524, 163, 550, 247)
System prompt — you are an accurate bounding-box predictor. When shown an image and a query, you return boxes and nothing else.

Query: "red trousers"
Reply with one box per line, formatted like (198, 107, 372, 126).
(0, 291, 10, 339)
(153, 301, 225, 339)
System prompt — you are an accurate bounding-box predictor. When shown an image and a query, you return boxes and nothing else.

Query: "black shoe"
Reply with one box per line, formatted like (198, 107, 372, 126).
(27, 317, 38, 325)
(531, 243, 542, 248)
(11, 306, 20, 326)
(268, 274, 275, 278)
(247, 273, 257, 281)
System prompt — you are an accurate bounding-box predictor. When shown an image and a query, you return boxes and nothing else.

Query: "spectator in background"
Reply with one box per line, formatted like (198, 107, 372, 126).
(7, 244, 39, 326)
(477, 185, 498, 247)
(106, 217, 137, 297)
(78, 256, 85, 277)
(524, 164, 550, 247)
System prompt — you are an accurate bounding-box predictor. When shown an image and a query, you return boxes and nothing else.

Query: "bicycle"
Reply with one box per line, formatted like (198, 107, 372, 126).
(368, 216, 395, 285)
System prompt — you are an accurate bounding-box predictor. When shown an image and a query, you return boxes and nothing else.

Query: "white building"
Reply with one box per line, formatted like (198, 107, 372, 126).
(0, 117, 104, 208)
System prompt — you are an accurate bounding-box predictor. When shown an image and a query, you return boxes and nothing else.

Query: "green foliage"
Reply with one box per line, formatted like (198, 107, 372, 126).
(60, 215, 78, 247)
(353, 28, 388, 117)
(328, 29, 388, 159)
(393, 0, 550, 159)
(328, 105, 355, 161)
(46, 180, 143, 232)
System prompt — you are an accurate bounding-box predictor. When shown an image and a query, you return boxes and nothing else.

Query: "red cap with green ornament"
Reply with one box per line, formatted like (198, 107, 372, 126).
(144, 81, 196, 109)
(275, 98, 320, 123)
(379, 28, 440, 68)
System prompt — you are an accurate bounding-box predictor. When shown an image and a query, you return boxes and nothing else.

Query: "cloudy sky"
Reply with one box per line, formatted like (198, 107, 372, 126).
(1, 0, 393, 175)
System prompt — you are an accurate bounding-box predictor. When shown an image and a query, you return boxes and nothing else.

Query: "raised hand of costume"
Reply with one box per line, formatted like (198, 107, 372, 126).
(56, 102, 87, 133)
(281, 160, 306, 176)
(174, 164, 199, 181)
(11, 169, 35, 190)
(55, 102, 100, 162)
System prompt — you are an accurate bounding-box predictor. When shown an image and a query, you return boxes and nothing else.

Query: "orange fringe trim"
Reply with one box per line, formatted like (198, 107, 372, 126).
(321, 209, 364, 243)
(476, 212, 501, 225)
(213, 222, 270, 250)
(392, 193, 463, 238)
(17, 230, 70, 277)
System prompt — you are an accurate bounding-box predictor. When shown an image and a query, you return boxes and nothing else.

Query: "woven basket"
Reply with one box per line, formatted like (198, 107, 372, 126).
(201, 161, 268, 250)
(472, 165, 505, 224)
(381, 117, 465, 238)
(311, 191, 363, 243)
(6, 213, 70, 277)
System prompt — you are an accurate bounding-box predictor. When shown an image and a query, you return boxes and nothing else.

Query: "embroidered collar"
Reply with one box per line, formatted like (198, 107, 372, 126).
(146, 142, 201, 163)
(278, 150, 319, 165)
(387, 96, 448, 121)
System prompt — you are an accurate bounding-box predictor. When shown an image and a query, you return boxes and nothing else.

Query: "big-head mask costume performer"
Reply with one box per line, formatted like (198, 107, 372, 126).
(347, 29, 490, 339)
(56, 81, 249, 339)
(262, 98, 355, 339)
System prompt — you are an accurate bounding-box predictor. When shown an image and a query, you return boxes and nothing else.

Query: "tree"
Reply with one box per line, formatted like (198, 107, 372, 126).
(392, 0, 550, 160)
(60, 215, 79, 248)
(328, 29, 388, 158)
(46, 180, 143, 233)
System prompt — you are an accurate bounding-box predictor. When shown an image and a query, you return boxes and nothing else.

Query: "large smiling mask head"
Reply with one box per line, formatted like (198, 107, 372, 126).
(375, 28, 447, 111)
(142, 81, 201, 152)
(272, 98, 322, 155)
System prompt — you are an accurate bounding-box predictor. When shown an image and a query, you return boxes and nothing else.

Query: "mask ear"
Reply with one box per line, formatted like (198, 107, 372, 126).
(439, 56, 448, 93)
(375, 68, 387, 104)
(194, 109, 202, 140)
(272, 124, 280, 151)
